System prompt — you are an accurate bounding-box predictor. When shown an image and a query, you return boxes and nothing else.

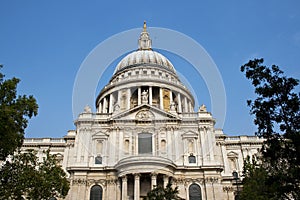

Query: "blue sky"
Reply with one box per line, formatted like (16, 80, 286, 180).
(1, 1, 299, 138)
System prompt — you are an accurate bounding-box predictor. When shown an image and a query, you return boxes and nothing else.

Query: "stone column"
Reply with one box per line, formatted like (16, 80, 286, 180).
(138, 87, 141, 105)
(109, 93, 113, 113)
(116, 180, 121, 200)
(177, 93, 182, 113)
(99, 102, 102, 113)
(151, 173, 157, 189)
(163, 175, 169, 188)
(201, 127, 209, 161)
(118, 90, 122, 109)
(184, 97, 188, 112)
(103, 97, 107, 113)
(127, 88, 131, 110)
(169, 90, 173, 103)
(188, 101, 193, 112)
(159, 88, 163, 109)
(149, 86, 152, 105)
(121, 176, 127, 200)
(207, 128, 214, 161)
(134, 173, 140, 200)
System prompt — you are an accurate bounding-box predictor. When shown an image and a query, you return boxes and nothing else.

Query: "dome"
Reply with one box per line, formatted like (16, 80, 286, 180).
(96, 22, 195, 115)
(114, 21, 176, 74)
(114, 50, 176, 73)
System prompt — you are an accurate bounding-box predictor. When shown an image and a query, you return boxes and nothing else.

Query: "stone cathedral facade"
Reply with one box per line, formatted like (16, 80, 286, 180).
(22, 23, 263, 200)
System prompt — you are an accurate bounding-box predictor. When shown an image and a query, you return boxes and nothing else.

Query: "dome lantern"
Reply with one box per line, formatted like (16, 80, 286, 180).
(138, 21, 152, 50)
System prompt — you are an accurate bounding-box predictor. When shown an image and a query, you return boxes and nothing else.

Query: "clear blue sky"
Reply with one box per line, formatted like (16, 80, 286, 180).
(1, 1, 299, 138)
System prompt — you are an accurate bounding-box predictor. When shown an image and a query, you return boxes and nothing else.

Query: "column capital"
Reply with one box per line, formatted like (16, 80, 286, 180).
(133, 173, 141, 178)
(121, 175, 127, 182)
(151, 172, 158, 178)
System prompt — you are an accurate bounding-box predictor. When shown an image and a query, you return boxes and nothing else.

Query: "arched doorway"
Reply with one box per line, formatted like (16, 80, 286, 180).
(189, 183, 202, 200)
(90, 185, 103, 200)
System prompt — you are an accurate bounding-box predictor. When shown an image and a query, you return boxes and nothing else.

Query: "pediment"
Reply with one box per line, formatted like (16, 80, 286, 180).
(92, 130, 109, 140)
(110, 104, 180, 121)
(227, 151, 238, 158)
(181, 130, 198, 139)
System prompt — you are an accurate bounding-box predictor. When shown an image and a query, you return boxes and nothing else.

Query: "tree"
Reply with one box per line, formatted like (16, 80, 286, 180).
(0, 65, 38, 160)
(0, 66, 69, 199)
(240, 58, 300, 200)
(239, 156, 276, 200)
(0, 149, 70, 199)
(144, 182, 180, 200)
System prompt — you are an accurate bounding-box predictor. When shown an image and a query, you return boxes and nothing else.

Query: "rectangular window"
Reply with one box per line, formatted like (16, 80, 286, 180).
(138, 133, 152, 154)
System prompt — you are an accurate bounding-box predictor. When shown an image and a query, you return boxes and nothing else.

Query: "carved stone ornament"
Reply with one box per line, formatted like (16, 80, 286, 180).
(72, 178, 87, 185)
(113, 103, 120, 112)
(223, 186, 234, 192)
(135, 109, 154, 120)
(141, 90, 149, 104)
(84, 105, 92, 113)
(198, 104, 207, 112)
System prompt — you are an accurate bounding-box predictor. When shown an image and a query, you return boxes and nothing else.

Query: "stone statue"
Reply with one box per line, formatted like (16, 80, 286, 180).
(141, 90, 148, 104)
(113, 103, 120, 112)
(84, 105, 92, 113)
(199, 104, 207, 112)
(170, 101, 176, 112)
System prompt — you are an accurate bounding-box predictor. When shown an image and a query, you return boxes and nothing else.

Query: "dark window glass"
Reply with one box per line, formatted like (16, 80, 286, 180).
(189, 183, 202, 200)
(95, 156, 102, 164)
(138, 133, 152, 154)
(189, 155, 196, 163)
(90, 185, 103, 200)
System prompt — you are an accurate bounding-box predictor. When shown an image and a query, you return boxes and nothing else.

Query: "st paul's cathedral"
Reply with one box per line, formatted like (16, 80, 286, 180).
(22, 22, 263, 200)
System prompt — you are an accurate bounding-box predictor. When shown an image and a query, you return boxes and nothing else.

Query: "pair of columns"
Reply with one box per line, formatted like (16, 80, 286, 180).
(121, 174, 140, 200)
(121, 173, 169, 200)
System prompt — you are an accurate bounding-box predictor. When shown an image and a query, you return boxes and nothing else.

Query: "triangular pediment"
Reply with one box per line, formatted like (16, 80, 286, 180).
(92, 130, 109, 140)
(110, 104, 180, 121)
(181, 130, 198, 139)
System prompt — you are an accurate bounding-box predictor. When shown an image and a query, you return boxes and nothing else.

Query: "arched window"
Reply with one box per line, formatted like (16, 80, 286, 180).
(124, 139, 130, 153)
(138, 133, 152, 154)
(189, 183, 202, 200)
(188, 154, 196, 163)
(161, 139, 166, 152)
(90, 185, 103, 200)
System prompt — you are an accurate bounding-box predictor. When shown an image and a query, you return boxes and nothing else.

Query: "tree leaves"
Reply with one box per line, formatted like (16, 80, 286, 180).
(0, 150, 70, 199)
(240, 59, 300, 200)
(0, 65, 38, 160)
(144, 182, 180, 200)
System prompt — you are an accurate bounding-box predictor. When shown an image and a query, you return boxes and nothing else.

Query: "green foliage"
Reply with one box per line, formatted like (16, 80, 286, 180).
(240, 156, 276, 200)
(0, 150, 70, 199)
(0, 65, 38, 160)
(240, 59, 300, 200)
(144, 182, 180, 200)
